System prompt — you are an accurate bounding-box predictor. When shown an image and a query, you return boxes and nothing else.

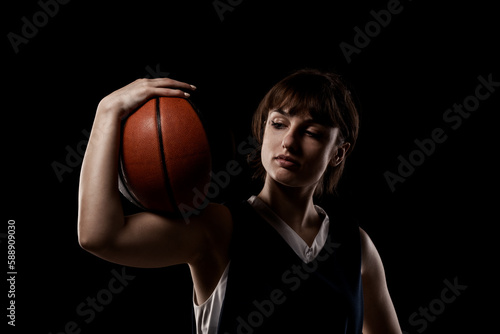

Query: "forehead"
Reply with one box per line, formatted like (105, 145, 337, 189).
(266, 88, 336, 127)
(269, 108, 320, 124)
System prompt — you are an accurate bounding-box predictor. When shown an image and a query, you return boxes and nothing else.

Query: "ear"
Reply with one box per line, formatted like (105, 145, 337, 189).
(330, 142, 351, 167)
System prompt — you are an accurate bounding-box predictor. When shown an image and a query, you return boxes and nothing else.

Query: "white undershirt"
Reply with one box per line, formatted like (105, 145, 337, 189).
(192, 196, 330, 334)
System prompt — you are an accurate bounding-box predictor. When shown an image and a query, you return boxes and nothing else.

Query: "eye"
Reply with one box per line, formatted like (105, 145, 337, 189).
(270, 120, 286, 129)
(304, 128, 323, 139)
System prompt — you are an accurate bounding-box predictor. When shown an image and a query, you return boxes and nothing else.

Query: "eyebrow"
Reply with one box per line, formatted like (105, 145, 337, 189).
(272, 108, 289, 116)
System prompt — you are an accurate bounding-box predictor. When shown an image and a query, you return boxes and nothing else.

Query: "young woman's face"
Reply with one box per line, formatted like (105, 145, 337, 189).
(261, 108, 343, 191)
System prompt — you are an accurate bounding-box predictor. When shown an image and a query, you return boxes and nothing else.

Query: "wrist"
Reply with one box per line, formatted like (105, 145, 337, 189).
(96, 96, 127, 121)
(91, 103, 123, 144)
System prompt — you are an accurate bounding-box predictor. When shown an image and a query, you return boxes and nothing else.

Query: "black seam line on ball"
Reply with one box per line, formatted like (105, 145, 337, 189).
(118, 118, 146, 210)
(156, 97, 179, 213)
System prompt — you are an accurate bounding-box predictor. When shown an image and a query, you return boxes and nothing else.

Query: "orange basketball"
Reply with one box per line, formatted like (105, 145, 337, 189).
(118, 97, 211, 214)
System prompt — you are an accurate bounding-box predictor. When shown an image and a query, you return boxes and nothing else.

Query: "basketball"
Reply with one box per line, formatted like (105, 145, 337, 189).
(118, 97, 211, 214)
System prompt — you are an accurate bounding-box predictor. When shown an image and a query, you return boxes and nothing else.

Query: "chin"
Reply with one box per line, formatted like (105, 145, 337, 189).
(268, 169, 314, 189)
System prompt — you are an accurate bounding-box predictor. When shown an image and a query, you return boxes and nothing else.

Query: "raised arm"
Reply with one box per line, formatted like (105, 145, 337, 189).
(78, 78, 231, 269)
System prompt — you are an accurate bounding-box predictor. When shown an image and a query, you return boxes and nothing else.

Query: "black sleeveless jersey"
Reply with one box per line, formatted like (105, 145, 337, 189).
(212, 200, 364, 334)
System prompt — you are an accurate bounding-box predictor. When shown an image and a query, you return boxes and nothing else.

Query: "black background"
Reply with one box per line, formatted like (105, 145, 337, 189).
(4, 0, 498, 333)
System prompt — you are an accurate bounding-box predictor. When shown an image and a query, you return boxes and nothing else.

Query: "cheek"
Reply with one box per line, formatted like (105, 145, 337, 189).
(305, 152, 329, 178)
(304, 144, 335, 175)
(260, 133, 274, 166)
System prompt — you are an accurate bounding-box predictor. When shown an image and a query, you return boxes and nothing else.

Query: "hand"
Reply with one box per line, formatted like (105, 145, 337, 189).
(97, 78, 196, 119)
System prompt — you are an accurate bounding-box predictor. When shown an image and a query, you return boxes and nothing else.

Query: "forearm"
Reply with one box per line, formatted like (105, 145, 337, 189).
(78, 103, 124, 250)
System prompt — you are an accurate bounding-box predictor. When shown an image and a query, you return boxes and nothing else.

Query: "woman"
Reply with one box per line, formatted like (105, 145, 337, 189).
(78, 69, 402, 333)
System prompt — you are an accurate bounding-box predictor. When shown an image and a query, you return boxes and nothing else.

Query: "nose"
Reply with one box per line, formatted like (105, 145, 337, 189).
(282, 128, 300, 153)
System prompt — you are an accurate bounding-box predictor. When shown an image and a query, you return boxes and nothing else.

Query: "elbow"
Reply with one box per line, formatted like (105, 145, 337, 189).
(78, 221, 110, 253)
(78, 233, 103, 253)
(78, 233, 101, 252)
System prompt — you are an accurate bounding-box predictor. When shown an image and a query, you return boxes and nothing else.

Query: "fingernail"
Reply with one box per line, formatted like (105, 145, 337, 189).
(184, 92, 191, 97)
(190, 85, 197, 90)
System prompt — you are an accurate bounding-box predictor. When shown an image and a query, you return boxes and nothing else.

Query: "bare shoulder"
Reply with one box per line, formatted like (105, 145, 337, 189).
(169, 202, 234, 261)
(358, 227, 379, 275)
(203, 202, 233, 222)
(187, 202, 234, 266)
(358, 227, 402, 334)
(196, 203, 233, 249)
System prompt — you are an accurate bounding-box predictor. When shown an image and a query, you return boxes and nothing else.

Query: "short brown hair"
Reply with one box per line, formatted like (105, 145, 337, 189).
(249, 68, 359, 197)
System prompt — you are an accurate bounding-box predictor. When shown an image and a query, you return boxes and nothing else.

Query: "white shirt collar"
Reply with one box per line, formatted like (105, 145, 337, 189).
(247, 195, 330, 263)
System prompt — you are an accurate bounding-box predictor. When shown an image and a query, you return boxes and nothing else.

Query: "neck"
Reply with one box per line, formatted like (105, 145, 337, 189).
(257, 175, 321, 231)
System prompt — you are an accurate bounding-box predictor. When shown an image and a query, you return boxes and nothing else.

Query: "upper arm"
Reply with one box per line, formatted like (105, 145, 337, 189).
(83, 203, 232, 268)
(360, 227, 402, 334)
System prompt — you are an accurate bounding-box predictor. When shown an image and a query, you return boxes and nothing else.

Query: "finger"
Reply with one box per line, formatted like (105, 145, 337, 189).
(151, 87, 192, 98)
(148, 77, 197, 91)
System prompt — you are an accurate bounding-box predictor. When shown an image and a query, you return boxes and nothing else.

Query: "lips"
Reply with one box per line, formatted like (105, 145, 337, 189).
(275, 154, 300, 168)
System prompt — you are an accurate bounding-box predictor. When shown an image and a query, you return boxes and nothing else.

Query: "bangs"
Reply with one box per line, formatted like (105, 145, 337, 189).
(264, 73, 338, 128)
